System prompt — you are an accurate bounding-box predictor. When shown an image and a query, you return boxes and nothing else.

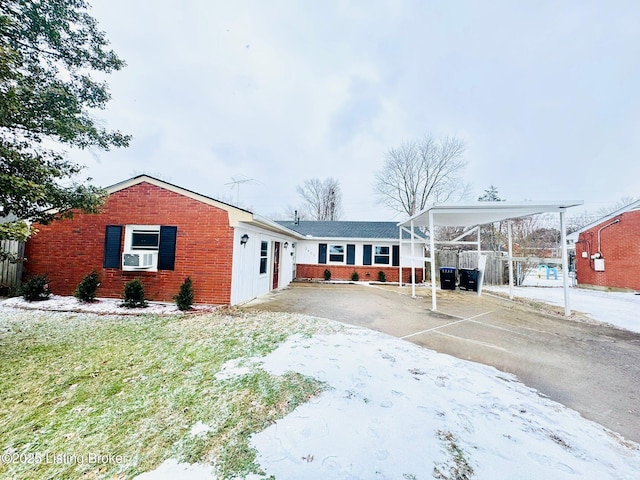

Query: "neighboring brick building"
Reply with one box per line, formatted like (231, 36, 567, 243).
(570, 200, 640, 292)
(24, 176, 300, 305)
(277, 221, 427, 283)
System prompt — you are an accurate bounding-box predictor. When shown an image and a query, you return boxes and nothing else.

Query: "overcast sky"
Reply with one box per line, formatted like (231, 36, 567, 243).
(75, 0, 640, 221)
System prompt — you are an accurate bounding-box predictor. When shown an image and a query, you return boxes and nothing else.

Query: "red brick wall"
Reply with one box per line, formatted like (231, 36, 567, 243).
(24, 182, 235, 304)
(295, 264, 423, 283)
(574, 210, 640, 291)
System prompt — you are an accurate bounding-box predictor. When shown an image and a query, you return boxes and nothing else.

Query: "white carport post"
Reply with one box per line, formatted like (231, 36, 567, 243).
(507, 219, 514, 300)
(429, 210, 437, 311)
(560, 209, 571, 317)
(410, 219, 416, 298)
(399, 225, 403, 288)
(477, 225, 481, 265)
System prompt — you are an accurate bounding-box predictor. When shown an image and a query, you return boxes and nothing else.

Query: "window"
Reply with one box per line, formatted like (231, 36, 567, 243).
(123, 225, 160, 271)
(131, 231, 160, 250)
(374, 246, 390, 265)
(259, 241, 268, 274)
(104, 225, 177, 271)
(329, 244, 345, 263)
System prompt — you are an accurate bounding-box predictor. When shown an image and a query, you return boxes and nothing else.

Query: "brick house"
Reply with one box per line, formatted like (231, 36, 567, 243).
(24, 176, 300, 305)
(277, 221, 426, 283)
(570, 200, 640, 291)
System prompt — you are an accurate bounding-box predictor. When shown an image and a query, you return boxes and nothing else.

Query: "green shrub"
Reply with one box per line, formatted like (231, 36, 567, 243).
(74, 270, 101, 302)
(122, 279, 147, 308)
(351, 271, 359, 281)
(21, 274, 51, 302)
(174, 277, 194, 311)
(323, 269, 331, 281)
(378, 270, 387, 282)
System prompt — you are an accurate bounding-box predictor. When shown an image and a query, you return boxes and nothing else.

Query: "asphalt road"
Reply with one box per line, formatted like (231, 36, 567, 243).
(245, 282, 640, 443)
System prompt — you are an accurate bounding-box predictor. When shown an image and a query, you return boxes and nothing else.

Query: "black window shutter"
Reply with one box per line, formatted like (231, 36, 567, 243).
(318, 243, 327, 264)
(392, 245, 400, 267)
(363, 244, 372, 265)
(103, 225, 122, 268)
(158, 226, 177, 270)
(346, 244, 356, 265)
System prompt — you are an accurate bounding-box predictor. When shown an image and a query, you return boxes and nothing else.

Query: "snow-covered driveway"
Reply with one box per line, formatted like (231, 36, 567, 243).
(247, 282, 640, 444)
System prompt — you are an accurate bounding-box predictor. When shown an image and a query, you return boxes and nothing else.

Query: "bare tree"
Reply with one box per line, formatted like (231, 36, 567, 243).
(503, 214, 561, 284)
(595, 195, 638, 217)
(374, 134, 467, 216)
(566, 195, 638, 234)
(297, 178, 343, 220)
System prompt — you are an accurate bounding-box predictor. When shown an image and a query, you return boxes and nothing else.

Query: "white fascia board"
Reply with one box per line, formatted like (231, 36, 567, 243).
(399, 201, 584, 228)
(105, 175, 255, 227)
(245, 214, 306, 238)
(299, 237, 405, 243)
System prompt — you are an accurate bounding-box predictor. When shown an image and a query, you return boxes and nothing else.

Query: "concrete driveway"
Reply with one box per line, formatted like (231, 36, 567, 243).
(245, 282, 640, 443)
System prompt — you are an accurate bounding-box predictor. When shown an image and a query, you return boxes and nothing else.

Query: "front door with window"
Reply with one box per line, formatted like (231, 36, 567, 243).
(272, 241, 281, 290)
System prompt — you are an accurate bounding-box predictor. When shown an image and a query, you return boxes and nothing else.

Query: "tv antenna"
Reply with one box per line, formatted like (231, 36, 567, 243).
(225, 176, 255, 205)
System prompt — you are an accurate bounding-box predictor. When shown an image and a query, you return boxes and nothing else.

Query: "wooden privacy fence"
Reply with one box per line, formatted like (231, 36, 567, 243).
(0, 240, 25, 295)
(424, 250, 509, 285)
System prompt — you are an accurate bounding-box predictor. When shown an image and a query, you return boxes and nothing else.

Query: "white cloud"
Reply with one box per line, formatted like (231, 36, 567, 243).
(77, 0, 640, 219)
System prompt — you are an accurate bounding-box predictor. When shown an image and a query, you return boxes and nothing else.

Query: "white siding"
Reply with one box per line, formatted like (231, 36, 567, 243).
(295, 239, 425, 268)
(230, 225, 296, 305)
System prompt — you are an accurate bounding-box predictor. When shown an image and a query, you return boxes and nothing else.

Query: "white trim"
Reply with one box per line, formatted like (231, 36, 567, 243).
(106, 176, 305, 237)
(122, 224, 161, 271)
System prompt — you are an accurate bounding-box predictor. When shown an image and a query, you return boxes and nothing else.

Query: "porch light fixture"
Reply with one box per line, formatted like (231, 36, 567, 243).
(240, 234, 249, 246)
(284, 242, 289, 249)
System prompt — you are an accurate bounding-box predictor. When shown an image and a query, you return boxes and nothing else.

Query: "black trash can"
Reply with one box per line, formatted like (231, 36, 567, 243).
(459, 268, 479, 292)
(439, 267, 457, 290)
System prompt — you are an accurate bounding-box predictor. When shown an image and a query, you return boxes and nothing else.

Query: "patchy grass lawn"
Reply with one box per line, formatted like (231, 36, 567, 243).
(0, 307, 333, 479)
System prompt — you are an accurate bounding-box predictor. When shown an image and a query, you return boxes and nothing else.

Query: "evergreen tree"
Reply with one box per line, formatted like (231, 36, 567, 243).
(478, 185, 503, 202)
(478, 185, 504, 250)
(0, 1, 130, 258)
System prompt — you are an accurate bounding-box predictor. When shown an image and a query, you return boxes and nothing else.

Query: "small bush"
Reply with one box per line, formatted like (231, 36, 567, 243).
(21, 274, 50, 302)
(378, 271, 387, 282)
(323, 269, 331, 281)
(174, 277, 194, 311)
(122, 279, 147, 308)
(74, 270, 101, 302)
(351, 271, 359, 282)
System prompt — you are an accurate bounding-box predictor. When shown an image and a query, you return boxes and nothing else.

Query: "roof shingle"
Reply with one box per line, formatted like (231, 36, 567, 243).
(276, 221, 423, 240)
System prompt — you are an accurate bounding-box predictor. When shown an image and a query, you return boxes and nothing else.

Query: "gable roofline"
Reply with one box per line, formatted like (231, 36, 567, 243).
(106, 175, 302, 237)
(106, 175, 253, 219)
(567, 199, 640, 242)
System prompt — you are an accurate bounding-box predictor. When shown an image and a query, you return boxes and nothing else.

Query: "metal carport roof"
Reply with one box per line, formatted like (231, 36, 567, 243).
(398, 200, 584, 316)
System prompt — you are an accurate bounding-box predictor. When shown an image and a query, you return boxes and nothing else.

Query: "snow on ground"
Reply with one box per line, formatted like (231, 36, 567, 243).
(484, 276, 640, 333)
(1, 295, 219, 315)
(248, 327, 640, 480)
(4, 288, 640, 480)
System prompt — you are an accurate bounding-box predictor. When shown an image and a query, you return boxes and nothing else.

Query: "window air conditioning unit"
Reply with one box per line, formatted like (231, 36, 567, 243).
(123, 252, 156, 270)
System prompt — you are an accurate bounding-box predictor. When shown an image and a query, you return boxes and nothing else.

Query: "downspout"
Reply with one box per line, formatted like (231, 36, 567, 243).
(596, 219, 620, 256)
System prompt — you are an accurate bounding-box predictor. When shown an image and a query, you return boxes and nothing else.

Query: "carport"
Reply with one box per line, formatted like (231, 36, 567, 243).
(398, 201, 583, 316)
